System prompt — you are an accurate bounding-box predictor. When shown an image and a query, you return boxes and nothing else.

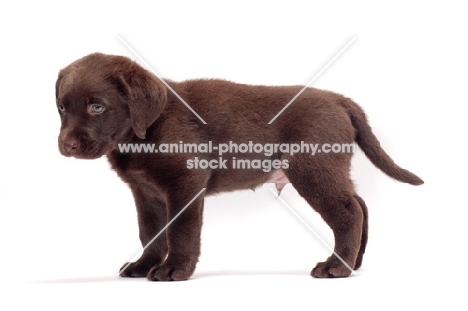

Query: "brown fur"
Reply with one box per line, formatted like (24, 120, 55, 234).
(56, 53, 423, 280)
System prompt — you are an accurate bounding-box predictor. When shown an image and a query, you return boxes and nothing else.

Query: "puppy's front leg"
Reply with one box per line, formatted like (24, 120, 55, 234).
(146, 188, 205, 281)
(120, 188, 168, 277)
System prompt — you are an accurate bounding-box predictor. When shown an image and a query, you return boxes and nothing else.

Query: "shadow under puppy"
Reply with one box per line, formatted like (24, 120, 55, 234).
(55, 53, 423, 281)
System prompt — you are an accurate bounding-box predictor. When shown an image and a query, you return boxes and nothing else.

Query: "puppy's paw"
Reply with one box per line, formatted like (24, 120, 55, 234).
(147, 260, 196, 281)
(311, 257, 354, 278)
(119, 257, 161, 278)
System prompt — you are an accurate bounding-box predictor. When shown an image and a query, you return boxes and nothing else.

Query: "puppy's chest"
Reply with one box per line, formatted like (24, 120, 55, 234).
(106, 153, 166, 197)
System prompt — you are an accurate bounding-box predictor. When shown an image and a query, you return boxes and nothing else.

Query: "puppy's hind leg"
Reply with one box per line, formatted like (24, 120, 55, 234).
(285, 157, 364, 278)
(353, 194, 369, 270)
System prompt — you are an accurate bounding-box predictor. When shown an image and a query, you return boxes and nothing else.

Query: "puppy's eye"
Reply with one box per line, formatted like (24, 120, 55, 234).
(58, 105, 65, 112)
(89, 104, 105, 114)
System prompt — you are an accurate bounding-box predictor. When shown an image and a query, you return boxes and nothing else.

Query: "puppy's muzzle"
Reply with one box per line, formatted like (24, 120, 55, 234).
(61, 139, 79, 154)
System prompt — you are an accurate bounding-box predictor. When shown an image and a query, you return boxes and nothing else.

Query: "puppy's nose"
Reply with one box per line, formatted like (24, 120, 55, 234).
(62, 140, 79, 154)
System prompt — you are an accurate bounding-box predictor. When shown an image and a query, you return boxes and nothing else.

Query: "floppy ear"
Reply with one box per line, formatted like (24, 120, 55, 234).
(115, 65, 167, 139)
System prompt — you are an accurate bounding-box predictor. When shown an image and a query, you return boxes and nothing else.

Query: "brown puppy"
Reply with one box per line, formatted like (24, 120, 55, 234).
(56, 53, 423, 280)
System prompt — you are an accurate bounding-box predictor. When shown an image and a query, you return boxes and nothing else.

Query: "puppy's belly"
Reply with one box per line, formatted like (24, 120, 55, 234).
(266, 169, 290, 193)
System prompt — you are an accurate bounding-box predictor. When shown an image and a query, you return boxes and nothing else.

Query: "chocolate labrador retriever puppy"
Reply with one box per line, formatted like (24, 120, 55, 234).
(56, 53, 423, 280)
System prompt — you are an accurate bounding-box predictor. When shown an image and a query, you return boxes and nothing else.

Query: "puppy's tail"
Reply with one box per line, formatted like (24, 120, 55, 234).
(342, 99, 424, 186)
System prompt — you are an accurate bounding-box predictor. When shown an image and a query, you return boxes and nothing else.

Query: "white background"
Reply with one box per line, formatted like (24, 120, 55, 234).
(0, 1, 466, 310)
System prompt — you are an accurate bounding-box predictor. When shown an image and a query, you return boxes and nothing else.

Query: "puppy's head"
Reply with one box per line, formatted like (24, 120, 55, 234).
(55, 53, 167, 159)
